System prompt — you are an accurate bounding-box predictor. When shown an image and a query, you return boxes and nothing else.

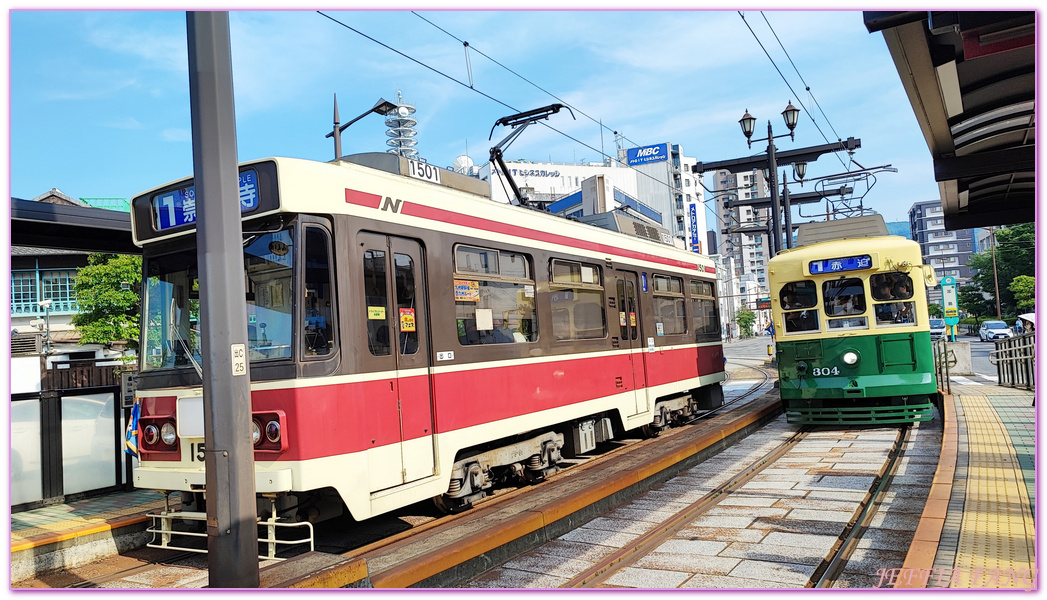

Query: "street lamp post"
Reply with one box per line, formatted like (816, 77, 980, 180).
(738, 102, 800, 257)
(326, 95, 398, 160)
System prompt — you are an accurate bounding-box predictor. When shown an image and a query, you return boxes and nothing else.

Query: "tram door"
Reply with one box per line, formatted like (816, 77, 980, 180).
(612, 271, 649, 416)
(359, 233, 435, 492)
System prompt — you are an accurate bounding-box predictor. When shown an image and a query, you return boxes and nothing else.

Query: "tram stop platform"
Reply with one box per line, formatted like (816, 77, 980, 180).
(9, 379, 1036, 589)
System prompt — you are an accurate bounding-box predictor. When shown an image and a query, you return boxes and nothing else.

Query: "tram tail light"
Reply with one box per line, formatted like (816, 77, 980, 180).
(252, 411, 287, 453)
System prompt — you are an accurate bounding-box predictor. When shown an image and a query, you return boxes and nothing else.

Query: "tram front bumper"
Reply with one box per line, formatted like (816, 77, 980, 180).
(134, 465, 293, 494)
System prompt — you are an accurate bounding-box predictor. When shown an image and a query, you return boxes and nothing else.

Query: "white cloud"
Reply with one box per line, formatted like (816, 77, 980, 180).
(104, 116, 144, 130)
(161, 128, 192, 142)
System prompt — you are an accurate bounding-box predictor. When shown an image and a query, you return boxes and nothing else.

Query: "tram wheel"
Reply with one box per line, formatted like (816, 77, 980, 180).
(432, 494, 474, 515)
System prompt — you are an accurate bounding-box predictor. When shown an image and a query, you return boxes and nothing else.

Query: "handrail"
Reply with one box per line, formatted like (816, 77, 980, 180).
(993, 332, 1035, 391)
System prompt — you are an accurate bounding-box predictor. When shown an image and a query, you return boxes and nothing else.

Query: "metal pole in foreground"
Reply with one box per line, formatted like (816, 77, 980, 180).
(766, 121, 781, 258)
(186, 11, 259, 588)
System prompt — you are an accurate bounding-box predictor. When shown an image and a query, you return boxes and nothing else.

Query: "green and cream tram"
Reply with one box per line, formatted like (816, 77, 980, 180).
(768, 218, 940, 424)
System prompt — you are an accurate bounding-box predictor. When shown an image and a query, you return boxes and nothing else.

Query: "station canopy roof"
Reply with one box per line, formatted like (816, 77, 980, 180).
(864, 11, 1035, 230)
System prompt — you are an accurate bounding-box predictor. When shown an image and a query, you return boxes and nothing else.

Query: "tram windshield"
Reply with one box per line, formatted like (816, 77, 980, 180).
(141, 228, 295, 372)
(870, 272, 917, 326)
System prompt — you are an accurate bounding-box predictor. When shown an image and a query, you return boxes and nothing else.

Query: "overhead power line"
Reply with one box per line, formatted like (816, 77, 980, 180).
(316, 11, 736, 232)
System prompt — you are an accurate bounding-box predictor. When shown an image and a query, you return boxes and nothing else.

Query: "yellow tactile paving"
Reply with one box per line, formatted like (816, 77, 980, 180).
(951, 393, 1036, 589)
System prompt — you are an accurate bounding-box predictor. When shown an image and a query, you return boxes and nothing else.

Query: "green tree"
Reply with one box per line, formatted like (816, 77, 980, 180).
(736, 306, 756, 338)
(927, 303, 943, 318)
(967, 223, 1034, 315)
(1008, 275, 1035, 313)
(958, 284, 993, 321)
(71, 254, 142, 349)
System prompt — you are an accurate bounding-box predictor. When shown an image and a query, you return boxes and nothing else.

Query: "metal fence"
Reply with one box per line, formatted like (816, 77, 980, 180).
(991, 332, 1035, 390)
(932, 337, 951, 395)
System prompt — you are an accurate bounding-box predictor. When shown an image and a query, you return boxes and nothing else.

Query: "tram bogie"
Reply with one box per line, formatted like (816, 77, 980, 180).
(768, 219, 940, 425)
(127, 152, 726, 553)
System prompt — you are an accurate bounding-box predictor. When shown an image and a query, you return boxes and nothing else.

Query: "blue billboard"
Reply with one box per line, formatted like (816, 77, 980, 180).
(626, 143, 669, 166)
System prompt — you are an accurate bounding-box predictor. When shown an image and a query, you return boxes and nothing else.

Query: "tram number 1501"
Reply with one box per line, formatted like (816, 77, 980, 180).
(811, 367, 840, 376)
(408, 159, 442, 184)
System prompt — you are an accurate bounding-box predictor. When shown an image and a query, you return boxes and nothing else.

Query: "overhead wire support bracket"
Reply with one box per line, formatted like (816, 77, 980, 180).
(488, 104, 575, 209)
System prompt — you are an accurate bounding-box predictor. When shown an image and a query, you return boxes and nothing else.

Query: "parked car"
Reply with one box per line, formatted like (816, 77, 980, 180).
(978, 320, 1013, 341)
(929, 318, 946, 340)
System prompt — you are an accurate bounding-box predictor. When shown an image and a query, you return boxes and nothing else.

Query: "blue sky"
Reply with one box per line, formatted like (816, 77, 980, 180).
(9, 9, 941, 223)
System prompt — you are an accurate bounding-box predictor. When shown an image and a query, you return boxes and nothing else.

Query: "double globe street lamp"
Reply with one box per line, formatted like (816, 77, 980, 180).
(737, 102, 803, 256)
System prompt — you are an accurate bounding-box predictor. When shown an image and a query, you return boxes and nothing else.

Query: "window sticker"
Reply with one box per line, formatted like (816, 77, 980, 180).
(656, 322, 664, 336)
(475, 308, 494, 331)
(630, 312, 637, 327)
(620, 312, 628, 327)
(367, 306, 386, 320)
(399, 308, 416, 332)
(524, 285, 535, 298)
(454, 279, 480, 302)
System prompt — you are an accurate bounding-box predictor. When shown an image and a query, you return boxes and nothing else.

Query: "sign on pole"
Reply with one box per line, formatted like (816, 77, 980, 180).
(941, 275, 959, 341)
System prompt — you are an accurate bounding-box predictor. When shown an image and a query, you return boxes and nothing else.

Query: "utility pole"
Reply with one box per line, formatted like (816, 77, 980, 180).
(186, 11, 259, 588)
(990, 225, 1002, 319)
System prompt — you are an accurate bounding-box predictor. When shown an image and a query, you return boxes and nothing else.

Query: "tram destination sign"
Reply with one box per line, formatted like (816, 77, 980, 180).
(152, 169, 260, 231)
(808, 254, 872, 275)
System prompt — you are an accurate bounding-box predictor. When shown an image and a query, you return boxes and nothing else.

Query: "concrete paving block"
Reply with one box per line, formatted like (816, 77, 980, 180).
(729, 559, 816, 585)
(716, 495, 780, 507)
(464, 568, 569, 589)
(705, 506, 790, 519)
(867, 512, 922, 531)
(635, 552, 740, 576)
(719, 541, 829, 566)
(760, 531, 839, 550)
(652, 538, 729, 556)
(784, 508, 856, 522)
(602, 566, 693, 589)
(751, 517, 847, 537)
(605, 506, 681, 524)
(530, 539, 617, 563)
(807, 475, 876, 490)
(803, 489, 867, 502)
(678, 526, 768, 544)
(502, 553, 597, 579)
(582, 517, 659, 535)
(680, 573, 796, 588)
(853, 528, 916, 551)
(557, 527, 641, 548)
(738, 480, 798, 490)
(687, 515, 755, 529)
(772, 498, 861, 512)
(123, 565, 209, 588)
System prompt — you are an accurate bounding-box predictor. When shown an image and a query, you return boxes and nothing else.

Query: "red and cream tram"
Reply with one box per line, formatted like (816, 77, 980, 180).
(128, 152, 725, 553)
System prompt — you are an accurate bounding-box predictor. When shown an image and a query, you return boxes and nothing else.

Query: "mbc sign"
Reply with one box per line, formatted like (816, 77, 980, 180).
(626, 143, 669, 166)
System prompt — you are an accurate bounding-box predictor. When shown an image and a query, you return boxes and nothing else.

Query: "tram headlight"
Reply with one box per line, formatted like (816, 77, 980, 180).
(796, 362, 808, 376)
(144, 424, 160, 445)
(251, 420, 262, 446)
(160, 422, 177, 446)
(842, 351, 860, 365)
(265, 420, 281, 444)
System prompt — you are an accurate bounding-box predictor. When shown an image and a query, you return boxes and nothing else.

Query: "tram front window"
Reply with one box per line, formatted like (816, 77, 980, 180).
(141, 228, 295, 372)
(780, 280, 819, 334)
(870, 272, 917, 326)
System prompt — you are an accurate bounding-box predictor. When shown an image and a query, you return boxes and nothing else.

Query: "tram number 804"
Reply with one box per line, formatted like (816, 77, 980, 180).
(811, 366, 840, 376)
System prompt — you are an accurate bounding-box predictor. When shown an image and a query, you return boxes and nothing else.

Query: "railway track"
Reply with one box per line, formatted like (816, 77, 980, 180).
(463, 419, 921, 589)
(45, 366, 782, 589)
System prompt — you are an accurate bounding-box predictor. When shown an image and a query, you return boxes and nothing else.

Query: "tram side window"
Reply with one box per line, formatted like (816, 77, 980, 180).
(690, 280, 720, 342)
(652, 274, 686, 335)
(822, 277, 868, 330)
(244, 229, 294, 360)
(779, 280, 819, 334)
(454, 245, 537, 345)
(363, 249, 390, 356)
(550, 259, 606, 340)
(303, 227, 335, 357)
(871, 272, 917, 326)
